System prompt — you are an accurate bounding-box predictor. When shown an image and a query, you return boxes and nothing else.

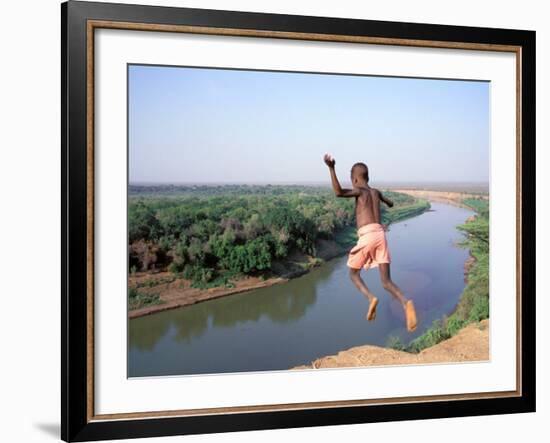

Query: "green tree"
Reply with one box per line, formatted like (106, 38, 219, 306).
(128, 201, 161, 242)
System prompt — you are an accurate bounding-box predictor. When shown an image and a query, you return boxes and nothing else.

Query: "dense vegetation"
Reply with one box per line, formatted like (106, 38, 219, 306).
(390, 197, 489, 352)
(128, 185, 429, 290)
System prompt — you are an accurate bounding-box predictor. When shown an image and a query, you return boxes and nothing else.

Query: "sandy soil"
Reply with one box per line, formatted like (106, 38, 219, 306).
(292, 319, 489, 369)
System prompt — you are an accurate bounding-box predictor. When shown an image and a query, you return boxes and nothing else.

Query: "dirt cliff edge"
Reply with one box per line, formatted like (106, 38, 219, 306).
(293, 319, 489, 369)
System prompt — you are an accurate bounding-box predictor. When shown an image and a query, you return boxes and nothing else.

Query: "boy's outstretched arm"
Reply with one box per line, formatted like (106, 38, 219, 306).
(323, 154, 360, 198)
(379, 191, 394, 207)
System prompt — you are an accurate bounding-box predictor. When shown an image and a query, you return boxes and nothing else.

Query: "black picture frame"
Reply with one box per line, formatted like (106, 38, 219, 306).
(61, 1, 536, 441)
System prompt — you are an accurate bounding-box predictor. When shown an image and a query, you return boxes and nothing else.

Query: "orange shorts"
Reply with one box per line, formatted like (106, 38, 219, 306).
(347, 223, 391, 270)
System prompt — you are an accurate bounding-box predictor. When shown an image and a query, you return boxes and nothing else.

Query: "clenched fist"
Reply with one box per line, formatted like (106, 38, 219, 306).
(323, 153, 336, 168)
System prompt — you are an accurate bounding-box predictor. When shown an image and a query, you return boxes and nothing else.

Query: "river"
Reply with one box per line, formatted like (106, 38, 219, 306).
(129, 202, 474, 377)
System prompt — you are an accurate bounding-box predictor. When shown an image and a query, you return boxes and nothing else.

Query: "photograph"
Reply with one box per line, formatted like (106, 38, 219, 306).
(126, 64, 490, 377)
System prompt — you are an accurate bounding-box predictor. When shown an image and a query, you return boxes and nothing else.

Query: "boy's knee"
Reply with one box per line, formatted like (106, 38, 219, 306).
(381, 279, 392, 290)
(349, 268, 360, 279)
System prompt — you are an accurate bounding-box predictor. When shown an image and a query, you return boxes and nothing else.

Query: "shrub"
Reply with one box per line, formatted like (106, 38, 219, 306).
(387, 335, 407, 351)
(167, 261, 183, 275)
(128, 287, 163, 310)
(467, 294, 489, 322)
(129, 240, 160, 271)
(407, 319, 450, 353)
(446, 316, 465, 337)
(128, 202, 161, 242)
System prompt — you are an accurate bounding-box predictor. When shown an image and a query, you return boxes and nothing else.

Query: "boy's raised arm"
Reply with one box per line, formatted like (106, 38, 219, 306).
(323, 154, 360, 198)
(379, 191, 394, 207)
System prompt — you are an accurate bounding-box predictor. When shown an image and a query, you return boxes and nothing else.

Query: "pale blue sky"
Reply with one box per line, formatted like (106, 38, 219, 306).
(129, 64, 489, 184)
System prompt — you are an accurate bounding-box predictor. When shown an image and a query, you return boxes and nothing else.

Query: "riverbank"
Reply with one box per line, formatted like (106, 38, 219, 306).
(128, 233, 366, 318)
(402, 197, 489, 352)
(129, 272, 287, 318)
(129, 198, 430, 318)
(390, 189, 487, 208)
(129, 245, 339, 318)
(292, 319, 489, 369)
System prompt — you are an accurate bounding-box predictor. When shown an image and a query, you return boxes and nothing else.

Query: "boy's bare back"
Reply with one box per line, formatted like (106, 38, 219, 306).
(354, 186, 383, 228)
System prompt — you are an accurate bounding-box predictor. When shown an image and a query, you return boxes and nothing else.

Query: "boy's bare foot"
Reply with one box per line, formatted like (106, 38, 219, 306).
(405, 300, 417, 332)
(366, 297, 378, 321)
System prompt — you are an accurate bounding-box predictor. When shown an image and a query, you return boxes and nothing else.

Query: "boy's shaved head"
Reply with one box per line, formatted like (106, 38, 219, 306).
(351, 162, 369, 183)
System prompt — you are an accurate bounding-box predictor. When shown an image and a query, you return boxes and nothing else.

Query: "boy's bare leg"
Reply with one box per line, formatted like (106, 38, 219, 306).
(349, 268, 378, 320)
(378, 263, 407, 306)
(378, 263, 417, 331)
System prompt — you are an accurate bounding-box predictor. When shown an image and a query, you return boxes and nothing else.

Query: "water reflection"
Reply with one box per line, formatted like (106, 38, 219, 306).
(129, 314, 171, 352)
(130, 272, 321, 351)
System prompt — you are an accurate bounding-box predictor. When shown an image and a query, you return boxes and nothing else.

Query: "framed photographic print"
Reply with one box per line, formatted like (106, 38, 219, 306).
(61, 0, 536, 441)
